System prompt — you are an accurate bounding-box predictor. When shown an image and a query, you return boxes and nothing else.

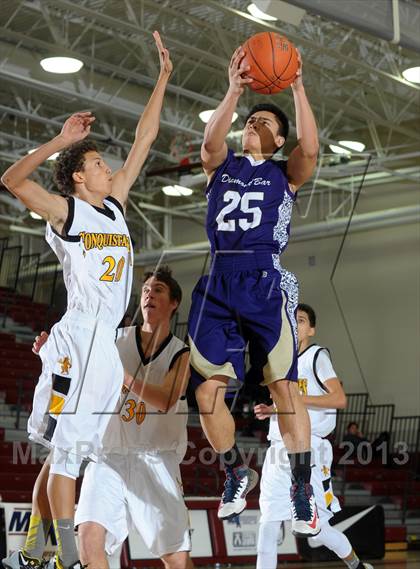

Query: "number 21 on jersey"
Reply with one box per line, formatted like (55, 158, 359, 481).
(100, 255, 125, 282)
(216, 190, 264, 232)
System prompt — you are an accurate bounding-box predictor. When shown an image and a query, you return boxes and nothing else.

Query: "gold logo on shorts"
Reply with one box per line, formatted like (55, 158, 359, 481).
(322, 465, 330, 476)
(59, 356, 72, 375)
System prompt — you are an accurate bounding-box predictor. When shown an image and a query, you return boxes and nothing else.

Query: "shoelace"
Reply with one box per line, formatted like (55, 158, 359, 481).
(222, 467, 244, 503)
(291, 482, 313, 521)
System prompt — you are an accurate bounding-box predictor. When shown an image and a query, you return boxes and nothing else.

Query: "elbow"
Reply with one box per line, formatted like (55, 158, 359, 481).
(337, 394, 347, 409)
(302, 146, 319, 159)
(201, 139, 218, 157)
(1, 173, 15, 193)
(299, 139, 319, 159)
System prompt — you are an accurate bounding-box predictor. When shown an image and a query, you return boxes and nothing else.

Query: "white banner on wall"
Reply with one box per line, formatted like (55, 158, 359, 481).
(223, 510, 297, 556)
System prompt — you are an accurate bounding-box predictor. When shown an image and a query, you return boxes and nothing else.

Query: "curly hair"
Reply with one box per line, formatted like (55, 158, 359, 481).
(53, 140, 98, 196)
(143, 265, 182, 318)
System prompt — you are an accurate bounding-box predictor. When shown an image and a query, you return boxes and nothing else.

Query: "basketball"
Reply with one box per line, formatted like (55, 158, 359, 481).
(242, 31, 299, 94)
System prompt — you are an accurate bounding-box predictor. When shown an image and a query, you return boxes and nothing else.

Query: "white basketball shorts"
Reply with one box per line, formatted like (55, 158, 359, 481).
(259, 436, 341, 525)
(75, 450, 191, 558)
(28, 309, 123, 461)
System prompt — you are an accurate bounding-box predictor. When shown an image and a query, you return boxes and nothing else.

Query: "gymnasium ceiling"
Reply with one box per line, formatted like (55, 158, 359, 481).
(0, 0, 419, 255)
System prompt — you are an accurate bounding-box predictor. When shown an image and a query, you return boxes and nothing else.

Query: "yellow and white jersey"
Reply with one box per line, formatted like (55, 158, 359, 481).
(46, 195, 133, 329)
(102, 326, 189, 459)
(269, 344, 337, 441)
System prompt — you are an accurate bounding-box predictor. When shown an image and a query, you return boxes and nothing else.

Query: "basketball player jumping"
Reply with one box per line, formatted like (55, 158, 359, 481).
(188, 47, 320, 535)
(255, 303, 373, 569)
(1, 31, 172, 569)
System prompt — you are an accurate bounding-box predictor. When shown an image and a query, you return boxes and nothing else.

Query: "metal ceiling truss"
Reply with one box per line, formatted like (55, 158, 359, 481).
(0, 0, 419, 258)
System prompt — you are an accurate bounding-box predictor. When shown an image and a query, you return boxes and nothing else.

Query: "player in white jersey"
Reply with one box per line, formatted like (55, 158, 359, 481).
(1, 31, 173, 569)
(254, 304, 373, 569)
(76, 266, 193, 569)
(17, 267, 193, 569)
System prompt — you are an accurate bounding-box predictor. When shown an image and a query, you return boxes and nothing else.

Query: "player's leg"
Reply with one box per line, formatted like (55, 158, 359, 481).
(25, 455, 53, 557)
(256, 521, 282, 569)
(248, 268, 318, 536)
(195, 375, 259, 519)
(2, 456, 53, 569)
(75, 461, 129, 569)
(310, 440, 373, 569)
(161, 551, 194, 569)
(78, 523, 108, 569)
(257, 443, 289, 569)
(311, 524, 373, 569)
(188, 273, 257, 519)
(195, 376, 234, 453)
(47, 448, 84, 569)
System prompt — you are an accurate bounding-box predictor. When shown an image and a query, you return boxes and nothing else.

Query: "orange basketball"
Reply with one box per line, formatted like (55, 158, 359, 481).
(242, 32, 299, 94)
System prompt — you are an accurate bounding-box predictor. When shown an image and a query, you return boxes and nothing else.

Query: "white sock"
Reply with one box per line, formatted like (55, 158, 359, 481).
(256, 520, 282, 569)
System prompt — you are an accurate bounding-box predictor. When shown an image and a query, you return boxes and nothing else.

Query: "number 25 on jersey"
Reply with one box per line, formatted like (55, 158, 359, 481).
(216, 190, 264, 232)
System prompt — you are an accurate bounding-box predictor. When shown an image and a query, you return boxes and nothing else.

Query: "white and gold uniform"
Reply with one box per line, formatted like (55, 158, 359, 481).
(75, 327, 191, 558)
(259, 344, 341, 525)
(28, 196, 133, 464)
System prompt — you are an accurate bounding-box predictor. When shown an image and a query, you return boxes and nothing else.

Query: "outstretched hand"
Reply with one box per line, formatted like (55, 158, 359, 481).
(291, 49, 303, 91)
(60, 112, 95, 145)
(153, 31, 173, 77)
(228, 47, 253, 97)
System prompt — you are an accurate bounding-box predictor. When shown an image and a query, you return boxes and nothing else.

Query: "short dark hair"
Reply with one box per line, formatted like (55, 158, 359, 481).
(143, 265, 182, 317)
(297, 303, 316, 328)
(244, 103, 290, 145)
(347, 422, 358, 430)
(53, 140, 98, 196)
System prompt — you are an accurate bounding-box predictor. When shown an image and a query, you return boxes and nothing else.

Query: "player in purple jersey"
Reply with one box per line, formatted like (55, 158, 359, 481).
(188, 47, 320, 536)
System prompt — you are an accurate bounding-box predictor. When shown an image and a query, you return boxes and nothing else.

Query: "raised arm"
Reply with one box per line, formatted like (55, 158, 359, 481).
(111, 31, 172, 207)
(124, 352, 190, 413)
(201, 47, 252, 180)
(1, 112, 94, 232)
(286, 51, 319, 192)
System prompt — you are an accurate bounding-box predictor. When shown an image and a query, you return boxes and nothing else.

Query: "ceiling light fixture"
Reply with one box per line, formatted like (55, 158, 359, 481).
(199, 110, 238, 124)
(247, 3, 278, 21)
(329, 140, 366, 155)
(28, 148, 59, 161)
(40, 56, 83, 74)
(402, 66, 420, 84)
(162, 185, 193, 197)
(339, 140, 366, 152)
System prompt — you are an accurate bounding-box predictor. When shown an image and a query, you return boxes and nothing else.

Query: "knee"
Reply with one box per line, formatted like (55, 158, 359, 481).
(196, 381, 222, 412)
(78, 523, 106, 565)
(161, 551, 190, 569)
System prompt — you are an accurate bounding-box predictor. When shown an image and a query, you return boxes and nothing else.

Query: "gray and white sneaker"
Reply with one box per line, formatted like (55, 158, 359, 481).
(2, 551, 43, 569)
(217, 465, 259, 520)
(46, 557, 85, 569)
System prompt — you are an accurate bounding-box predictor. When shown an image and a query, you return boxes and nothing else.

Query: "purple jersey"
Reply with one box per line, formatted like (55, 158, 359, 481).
(206, 149, 295, 258)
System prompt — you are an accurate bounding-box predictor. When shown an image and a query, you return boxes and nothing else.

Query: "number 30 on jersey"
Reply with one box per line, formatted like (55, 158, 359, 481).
(216, 190, 264, 231)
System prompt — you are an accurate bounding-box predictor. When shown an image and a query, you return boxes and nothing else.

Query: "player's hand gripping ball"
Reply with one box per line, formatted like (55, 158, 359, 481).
(242, 31, 299, 94)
